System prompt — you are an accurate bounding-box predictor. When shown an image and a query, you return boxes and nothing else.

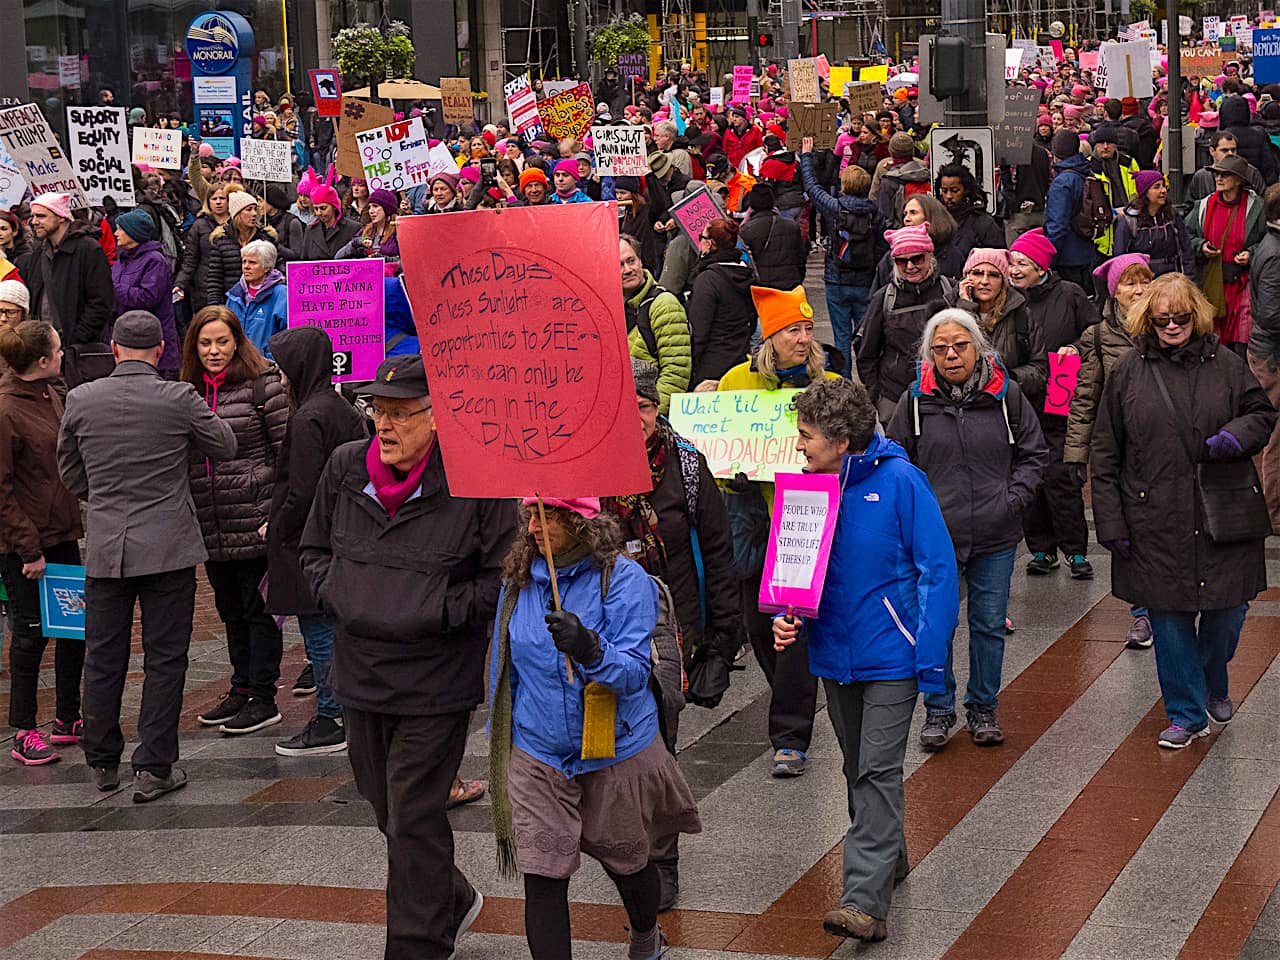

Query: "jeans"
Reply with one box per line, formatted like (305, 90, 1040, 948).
(3, 541, 83, 730)
(204, 557, 283, 701)
(1148, 605, 1248, 731)
(298, 614, 340, 720)
(825, 282, 871, 378)
(924, 548, 1016, 717)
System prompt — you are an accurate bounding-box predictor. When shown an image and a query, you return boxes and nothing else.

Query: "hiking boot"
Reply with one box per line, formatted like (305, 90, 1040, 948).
(1125, 616, 1153, 649)
(1158, 723, 1209, 749)
(627, 924, 667, 960)
(219, 698, 282, 735)
(11, 729, 59, 765)
(822, 905, 888, 942)
(771, 748, 808, 777)
(1208, 696, 1234, 725)
(92, 765, 120, 791)
(1026, 551, 1059, 575)
(198, 690, 248, 726)
(133, 767, 187, 803)
(275, 715, 346, 756)
(967, 708, 1004, 746)
(1067, 555, 1094, 580)
(50, 718, 83, 744)
(919, 712, 955, 751)
(448, 886, 483, 959)
(292, 662, 316, 696)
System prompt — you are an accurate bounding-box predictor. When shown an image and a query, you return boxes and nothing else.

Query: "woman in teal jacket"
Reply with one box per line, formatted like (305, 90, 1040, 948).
(774, 378, 958, 947)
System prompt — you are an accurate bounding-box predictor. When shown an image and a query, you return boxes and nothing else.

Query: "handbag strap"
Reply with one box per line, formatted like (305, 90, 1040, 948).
(1149, 361, 1198, 466)
(1210, 192, 1241, 252)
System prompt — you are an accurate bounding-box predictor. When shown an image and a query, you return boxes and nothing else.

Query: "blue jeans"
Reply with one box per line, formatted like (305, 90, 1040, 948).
(298, 614, 340, 720)
(825, 282, 871, 378)
(924, 548, 1016, 717)
(1148, 605, 1248, 731)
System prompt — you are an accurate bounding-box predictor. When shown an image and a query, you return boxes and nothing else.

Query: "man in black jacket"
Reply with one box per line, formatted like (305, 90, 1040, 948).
(739, 184, 807, 290)
(300, 354, 514, 960)
(20, 191, 114, 346)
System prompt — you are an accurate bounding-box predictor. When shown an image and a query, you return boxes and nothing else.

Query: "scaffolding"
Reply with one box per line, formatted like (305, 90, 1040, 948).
(500, 0, 562, 82)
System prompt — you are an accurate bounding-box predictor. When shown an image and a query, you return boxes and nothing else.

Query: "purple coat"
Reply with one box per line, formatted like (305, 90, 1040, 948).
(111, 240, 179, 373)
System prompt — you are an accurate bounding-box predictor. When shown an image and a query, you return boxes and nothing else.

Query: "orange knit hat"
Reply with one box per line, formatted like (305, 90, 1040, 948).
(751, 284, 813, 342)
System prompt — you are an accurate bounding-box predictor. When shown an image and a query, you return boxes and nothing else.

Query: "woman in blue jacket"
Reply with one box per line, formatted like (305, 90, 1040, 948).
(774, 378, 958, 945)
(489, 497, 700, 960)
(224, 239, 288, 357)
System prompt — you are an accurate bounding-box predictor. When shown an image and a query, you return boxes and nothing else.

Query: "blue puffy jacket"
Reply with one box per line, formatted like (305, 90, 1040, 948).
(226, 270, 288, 357)
(384, 277, 418, 356)
(1044, 154, 1097, 269)
(491, 554, 659, 778)
(804, 433, 959, 694)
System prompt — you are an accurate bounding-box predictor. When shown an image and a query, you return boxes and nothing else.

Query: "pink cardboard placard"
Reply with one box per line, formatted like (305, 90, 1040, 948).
(1045, 352, 1082, 416)
(758, 472, 841, 617)
(732, 66, 753, 104)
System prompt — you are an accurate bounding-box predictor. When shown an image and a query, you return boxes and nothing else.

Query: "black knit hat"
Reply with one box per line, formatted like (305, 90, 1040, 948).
(1052, 129, 1080, 159)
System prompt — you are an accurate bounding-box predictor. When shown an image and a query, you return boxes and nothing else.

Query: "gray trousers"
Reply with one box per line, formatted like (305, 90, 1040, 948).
(823, 677, 918, 919)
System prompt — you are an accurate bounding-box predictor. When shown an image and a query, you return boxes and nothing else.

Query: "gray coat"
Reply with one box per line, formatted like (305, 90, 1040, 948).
(57, 360, 238, 578)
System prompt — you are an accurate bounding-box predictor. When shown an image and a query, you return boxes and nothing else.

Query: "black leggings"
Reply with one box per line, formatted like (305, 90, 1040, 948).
(524, 861, 659, 959)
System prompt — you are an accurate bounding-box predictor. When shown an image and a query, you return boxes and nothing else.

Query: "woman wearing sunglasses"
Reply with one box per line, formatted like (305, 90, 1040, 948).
(1090, 272, 1275, 749)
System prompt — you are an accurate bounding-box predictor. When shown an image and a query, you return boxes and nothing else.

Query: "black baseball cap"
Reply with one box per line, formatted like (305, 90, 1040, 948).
(359, 354, 429, 399)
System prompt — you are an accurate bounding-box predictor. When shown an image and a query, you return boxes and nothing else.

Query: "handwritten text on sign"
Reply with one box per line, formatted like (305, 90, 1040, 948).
(285, 259, 385, 382)
(66, 107, 135, 207)
(0, 103, 88, 209)
(536, 83, 594, 141)
(356, 117, 431, 191)
(667, 389, 803, 482)
(732, 66, 753, 104)
(589, 125, 648, 177)
(1045, 352, 1081, 416)
(399, 203, 651, 498)
(670, 186, 726, 247)
(758, 473, 841, 617)
(240, 138, 294, 182)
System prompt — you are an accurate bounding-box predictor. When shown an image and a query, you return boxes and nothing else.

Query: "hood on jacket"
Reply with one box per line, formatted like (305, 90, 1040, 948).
(838, 432, 909, 486)
(911, 353, 1011, 400)
(268, 325, 333, 404)
(1054, 153, 1092, 175)
(228, 268, 285, 305)
(119, 239, 163, 260)
(708, 257, 755, 292)
(1219, 95, 1251, 129)
(885, 159, 930, 183)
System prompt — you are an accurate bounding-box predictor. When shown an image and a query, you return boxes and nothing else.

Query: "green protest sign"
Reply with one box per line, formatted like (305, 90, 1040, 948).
(667, 389, 804, 481)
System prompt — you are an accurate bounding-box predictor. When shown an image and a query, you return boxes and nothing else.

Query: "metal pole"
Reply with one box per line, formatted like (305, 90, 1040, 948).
(281, 0, 293, 94)
(942, 0, 988, 126)
(1166, 0, 1183, 206)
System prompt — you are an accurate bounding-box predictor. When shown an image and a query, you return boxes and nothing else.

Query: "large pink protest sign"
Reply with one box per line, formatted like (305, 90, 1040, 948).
(732, 66, 753, 103)
(286, 259, 386, 382)
(1045, 352, 1082, 416)
(670, 186, 726, 247)
(758, 472, 841, 618)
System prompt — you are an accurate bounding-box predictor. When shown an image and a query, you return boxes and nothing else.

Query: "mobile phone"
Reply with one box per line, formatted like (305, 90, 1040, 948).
(480, 156, 498, 183)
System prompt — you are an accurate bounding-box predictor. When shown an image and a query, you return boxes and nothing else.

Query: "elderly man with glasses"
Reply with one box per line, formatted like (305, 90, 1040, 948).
(300, 353, 515, 960)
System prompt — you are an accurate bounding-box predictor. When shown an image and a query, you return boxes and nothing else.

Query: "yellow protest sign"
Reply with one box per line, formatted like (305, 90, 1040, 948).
(667, 390, 804, 481)
(859, 65, 889, 83)
(828, 66, 853, 94)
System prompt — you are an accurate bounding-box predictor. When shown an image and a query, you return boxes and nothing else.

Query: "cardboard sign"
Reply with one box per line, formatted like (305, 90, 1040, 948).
(845, 82, 882, 116)
(991, 87, 1040, 166)
(240, 138, 293, 182)
(39, 563, 86, 640)
(929, 127, 996, 215)
(859, 65, 889, 83)
(788, 58, 821, 102)
(0, 103, 87, 209)
(589, 125, 648, 177)
(828, 66, 853, 95)
(732, 66, 753, 104)
(1203, 16, 1221, 42)
(309, 69, 342, 118)
(758, 472, 840, 617)
(1254, 29, 1280, 84)
(399, 203, 652, 498)
(670, 185, 726, 247)
(336, 96, 397, 179)
(355, 117, 431, 192)
(0, 139, 26, 211)
(286, 259, 386, 382)
(1180, 46, 1233, 79)
(541, 80, 578, 98)
(441, 77, 474, 127)
(66, 106, 135, 208)
(786, 102, 840, 151)
(617, 53, 648, 82)
(667, 389, 804, 481)
(131, 127, 182, 169)
(1044, 353, 1081, 416)
(536, 83, 593, 141)
(504, 73, 544, 139)
(1101, 40, 1155, 99)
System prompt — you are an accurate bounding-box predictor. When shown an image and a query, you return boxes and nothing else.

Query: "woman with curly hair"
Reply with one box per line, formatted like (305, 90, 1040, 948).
(488, 498, 700, 960)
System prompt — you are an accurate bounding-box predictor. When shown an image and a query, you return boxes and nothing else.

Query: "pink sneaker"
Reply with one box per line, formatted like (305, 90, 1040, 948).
(50, 718, 83, 744)
(11, 729, 60, 765)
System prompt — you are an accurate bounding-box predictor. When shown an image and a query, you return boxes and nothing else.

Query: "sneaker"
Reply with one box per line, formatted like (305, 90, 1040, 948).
(1067, 555, 1094, 580)
(292, 662, 316, 697)
(219, 698, 283, 735)
(10, 729, 59, 765)
(92, 765, 120, 791)
(919, 713, 955, 751)
(1005, 616, 1015, 634)
(448, 886, 483, 959)
(1207, 696, 1234, 725)
(50, 718, 83, 744)
(771, 748, 808, 777)
(198, 690, 248, 726)
(275, 716, 347, 756)
(967, 708, 1004, 746)
(822, 905, 888, 942)
(1026, 551, 1059, 575)
(133, 767, 187, 803)
(1157, 723, 1210, 749)
(1125, 616, 1154, 649)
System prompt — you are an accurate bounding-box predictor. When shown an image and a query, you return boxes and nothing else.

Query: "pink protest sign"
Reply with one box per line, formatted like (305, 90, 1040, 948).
(1045, 352, 1082, 416)
(670, 186, 726, 246)
(286, 259, 386, 382)
(758, 472, 841, 618)
(815, 54, 831, 79)
(1050, 39, 1065, 61)
(732, 66, 753, 103)
(1079, 51, 1100, 71)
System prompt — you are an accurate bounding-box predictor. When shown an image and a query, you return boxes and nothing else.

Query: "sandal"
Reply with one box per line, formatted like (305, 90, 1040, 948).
(446, 778, 486, 809)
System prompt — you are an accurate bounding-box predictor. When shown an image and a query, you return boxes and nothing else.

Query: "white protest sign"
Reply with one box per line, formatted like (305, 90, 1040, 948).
(0, 103, 88, 209)
(589, 125, 648, 177)
(240, 138, 293, 182)
(1036, 45, 1057, 70)
(66, 106, 135, 207)
(131, 127, 182, 169)
(787, 58, 821, 102)
(0, 139, 26, 211)
(709, 86, 724, 107)
(1180, 16, 1193, 36)
(1005, 48, 1023, 80)
(426, 141, 458, 177)
(1101, 40, 1155, 100)
(504, 73, 543, 137)
(1204, 16, 1221, 42)
(355, 117, 431, 192)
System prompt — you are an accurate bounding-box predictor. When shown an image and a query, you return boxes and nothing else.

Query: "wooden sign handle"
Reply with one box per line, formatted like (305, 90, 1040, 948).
(536, 495, 574, 684)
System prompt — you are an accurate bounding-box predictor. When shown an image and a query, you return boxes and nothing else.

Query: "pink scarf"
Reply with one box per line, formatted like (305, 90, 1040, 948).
(365, 439, 433, 518)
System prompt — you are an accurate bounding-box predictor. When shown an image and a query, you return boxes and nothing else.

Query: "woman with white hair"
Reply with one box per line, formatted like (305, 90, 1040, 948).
(225, 238, 288, 358)
(886, 308, 1049, 752)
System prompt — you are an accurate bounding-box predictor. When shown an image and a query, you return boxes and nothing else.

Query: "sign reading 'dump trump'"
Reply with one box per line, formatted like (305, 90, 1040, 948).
(399, 203, 651, 498)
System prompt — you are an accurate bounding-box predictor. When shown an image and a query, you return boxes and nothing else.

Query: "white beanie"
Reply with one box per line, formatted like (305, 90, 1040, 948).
(227, 191, 258, 220)
(0, 279, 29, 313)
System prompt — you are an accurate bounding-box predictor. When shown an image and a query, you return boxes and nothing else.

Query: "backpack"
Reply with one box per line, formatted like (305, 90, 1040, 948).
(834, 201, 877, 272)
(1070, 174, 1113, 240)
(139, 199, 184, 272)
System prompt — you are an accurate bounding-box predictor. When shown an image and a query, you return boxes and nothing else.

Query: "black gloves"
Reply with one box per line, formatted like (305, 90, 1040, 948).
(545, 609, 603, 666)
(1066, 462, 1089, 488)
(727, 471, 752, 493)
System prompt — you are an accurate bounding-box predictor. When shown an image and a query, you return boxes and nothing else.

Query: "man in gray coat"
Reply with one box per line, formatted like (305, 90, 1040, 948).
(58, 311, 237, 802)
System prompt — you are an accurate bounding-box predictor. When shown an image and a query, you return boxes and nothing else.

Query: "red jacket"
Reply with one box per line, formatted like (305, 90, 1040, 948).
(724, 125, 763, 169)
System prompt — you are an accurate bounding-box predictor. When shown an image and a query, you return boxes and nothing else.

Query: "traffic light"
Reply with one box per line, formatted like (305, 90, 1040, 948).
(757, 32, 773, 47)
(930, 35, 967, 99)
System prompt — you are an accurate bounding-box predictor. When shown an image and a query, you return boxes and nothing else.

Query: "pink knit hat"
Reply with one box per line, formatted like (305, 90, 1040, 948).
(310, 185, 340, 209)
(1063, 104, 1084, 121)
(458, 166, 481, 184)
(1009, 228, 1056, 273)
(963, 247, 1011, 281)
(30, 192, 72, 220)
(521, 497, 601, 519)
(1199, 111, 1220, 129)
(553, 158, 580, 181)
(1071, 84, 1090, 98)
(884, 222, 934, 258)
(1092, 253, 1151, 297)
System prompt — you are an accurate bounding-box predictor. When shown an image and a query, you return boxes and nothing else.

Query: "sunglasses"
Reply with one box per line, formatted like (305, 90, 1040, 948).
(893, 253, 927, 267)
(931, 341, 972, 357)
(1151, 313, 1193, 328)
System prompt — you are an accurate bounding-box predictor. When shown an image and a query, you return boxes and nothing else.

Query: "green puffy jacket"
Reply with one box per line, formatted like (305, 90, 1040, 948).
(624, 272, 692, 414)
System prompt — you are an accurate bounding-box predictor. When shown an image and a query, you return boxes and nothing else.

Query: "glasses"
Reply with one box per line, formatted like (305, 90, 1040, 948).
(699, 233, 713, 241)
(362, 402, 431, 426)
(931, 341, 972, 357)
(1151, 313, 1193, 328)
(0, 307, 23, 320)
(893, 253, 927, 267)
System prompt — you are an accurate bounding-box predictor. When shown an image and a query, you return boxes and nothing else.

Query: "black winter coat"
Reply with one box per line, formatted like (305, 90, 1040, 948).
(268, 210, 304, 264)
(18, 221, 114, 345)
(300, 216, 360, 262)
(1017, 274, 1097, 411)
(950, 205, 1006, 261)
(176, 214, 222, 311)
(1090, 334, 1275, 612)
(1220, 96, 1280, 185)
(299, 441, 516, 714)
(204, 224, 279, 309)
(264, 327, 368, 616)
(189, 368, 289, 562)
(856, 272, 958, 406)
(739, 210, 807, 290)
(1123, 113, 1158, 170)
(687, 250, 757, 386)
